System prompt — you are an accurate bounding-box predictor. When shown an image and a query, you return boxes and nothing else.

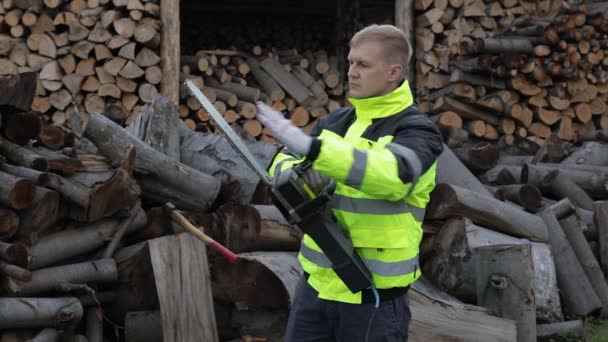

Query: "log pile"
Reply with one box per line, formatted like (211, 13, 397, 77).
(0, 0, 163, 128)
(415, 0, 608, 148)
(422, 132, 608, 341)
(177, 47, 344, 142)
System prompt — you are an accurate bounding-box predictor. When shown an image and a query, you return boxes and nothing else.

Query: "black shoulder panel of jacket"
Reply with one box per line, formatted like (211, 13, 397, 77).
(362, 105, 444, 184)
(309, 106, 356, 138)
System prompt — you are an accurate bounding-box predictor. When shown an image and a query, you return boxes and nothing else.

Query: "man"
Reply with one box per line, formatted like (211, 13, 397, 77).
(256, 24, 443, 342)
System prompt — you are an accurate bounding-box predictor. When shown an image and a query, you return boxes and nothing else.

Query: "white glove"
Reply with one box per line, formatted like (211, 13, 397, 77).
(256, 102, 312, 156)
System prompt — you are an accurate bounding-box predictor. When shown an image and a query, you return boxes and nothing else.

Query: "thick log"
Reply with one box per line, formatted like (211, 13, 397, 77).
(539, 208, 601, 316)
(81, 113, 220, 211)
(408, 279, 517, 342)
(493, 184, 542, 210)
(15, 170, 86, 208)
(452, 141, 498, 172)
(26, 146, 82, 173)
(260, 57, 313, 106)
(149, 233, 218, 342)
(433, 96, 499, 126)
(15, 186, 63, 244)
(212, 251, 300, 310)
(595, 201, 608, 277)
(0, 208, 19, 241)
(436, 145, 493, 197)
(560, 214, 608, 314)
(0, 260, 31, 281)
(2, 111, 41, 146)
(85, 308, 103, 342)
(0, 135, 47, 170)
(30, 207, 146, 269)
(31, 328, 59, 342)
(0, 72, 37, 111)
(107, 242, 159, 322)
(179, 124, 279, 203)
(454, 219, 564, 322)
(12, 258, 117, 296)
(125, 311, 163, 342)
(0, 297, 83, 328)
(0, 241, 29, 268)
(476, 244, 536, 342)
(421, 217, 470, 293)
(524, 165, 594, 211)
(0, 171, 35, 210)
(427, 184, 548, 241)
(561, 141, 608, 166)
(65, 148, 140, 222)
(537, 320, 583, 341)
(521, 163, 608, 199)
(248, 58, 285, 101)
(126, 94, 180, 160)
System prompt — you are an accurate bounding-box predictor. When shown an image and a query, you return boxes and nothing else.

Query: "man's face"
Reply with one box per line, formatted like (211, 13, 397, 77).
(347, 40, 401, 99)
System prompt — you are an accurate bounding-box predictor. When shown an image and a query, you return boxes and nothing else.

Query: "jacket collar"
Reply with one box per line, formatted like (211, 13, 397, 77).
(348, 80, 414, 120)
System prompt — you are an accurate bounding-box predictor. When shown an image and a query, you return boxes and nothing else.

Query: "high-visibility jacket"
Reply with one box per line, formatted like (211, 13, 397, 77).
(269, 80, 444, 304)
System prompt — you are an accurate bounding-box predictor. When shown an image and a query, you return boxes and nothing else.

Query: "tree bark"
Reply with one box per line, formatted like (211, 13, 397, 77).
(179, 124, 279, 203)
(85, 307, 103, 342)
(126, 94, 180, 160)
(595, 201, 608, 278)
(0, 170, 36, 211)
(436, 145, 493, 197)
(0, 72, 37, 111)
(539, 208, 601, 316)
(476, 244, 536, 342)
(30, 208, 146, 269)
(561, 141, 608, 166)
(13, 258, 117, 296)
(452, 141, 499, 172)
(31, 328, 59, 342)
(260, 57, 313, 106)
(0, 135, 48, 171)
(81, 112, 220, 211)
(15, 186, 63, 244)
(2, 111, 41, 146)
(212, 251, 301, 310)
(560, 214, 608, 314)
(0, 297, 83, 328)
(125, 311, 163, 342)
(427, 183, 548, 241)
(0, 240, 29, 268)
(492, 184, 542, 210)
(537, 320, 583, 341)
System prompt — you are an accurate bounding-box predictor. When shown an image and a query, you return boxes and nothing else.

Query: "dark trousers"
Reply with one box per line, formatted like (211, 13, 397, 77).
(285, 276, 411, 342)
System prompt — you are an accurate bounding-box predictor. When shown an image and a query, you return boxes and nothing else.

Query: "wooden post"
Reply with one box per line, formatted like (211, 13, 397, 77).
(476, 244, 536, 342)
(539, 208, 601, 315)
(160, 0, 179, 105)
(395, 0, 415, 92)
(560, 214, 608, 314)
(149, 233, 218, 342)
(595, 201, 608, 278)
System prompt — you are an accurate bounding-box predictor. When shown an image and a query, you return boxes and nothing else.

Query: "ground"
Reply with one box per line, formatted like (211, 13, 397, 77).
(585, 318, 608, 342)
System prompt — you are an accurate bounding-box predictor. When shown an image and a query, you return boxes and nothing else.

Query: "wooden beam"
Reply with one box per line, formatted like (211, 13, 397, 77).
(149, 233, 218, 342)
(160, 0, 179, 105)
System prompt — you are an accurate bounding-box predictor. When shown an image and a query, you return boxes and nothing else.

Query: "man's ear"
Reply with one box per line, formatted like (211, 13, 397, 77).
(388, 64, 404, 82)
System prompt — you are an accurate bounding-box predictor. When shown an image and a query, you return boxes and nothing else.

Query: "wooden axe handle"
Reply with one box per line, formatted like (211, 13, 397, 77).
(170, 211, 239, 264)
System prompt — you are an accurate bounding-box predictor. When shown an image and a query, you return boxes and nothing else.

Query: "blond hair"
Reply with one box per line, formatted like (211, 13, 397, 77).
(350, 24, 412, 78)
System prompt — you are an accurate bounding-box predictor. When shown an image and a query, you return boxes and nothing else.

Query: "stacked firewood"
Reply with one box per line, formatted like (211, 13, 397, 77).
(421, 133, 608, 341)
(415, 0, 608, 147)
(0, 71, 293, 340)
(0, 0, 162, 127)
(178, 47, 345, 142)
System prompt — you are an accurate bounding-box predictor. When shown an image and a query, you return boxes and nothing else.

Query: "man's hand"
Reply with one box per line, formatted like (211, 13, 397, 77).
(256, 102, 312, 156)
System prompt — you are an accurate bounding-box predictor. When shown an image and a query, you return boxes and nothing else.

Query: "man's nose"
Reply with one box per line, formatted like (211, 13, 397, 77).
(348, 66, 358, 79)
